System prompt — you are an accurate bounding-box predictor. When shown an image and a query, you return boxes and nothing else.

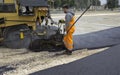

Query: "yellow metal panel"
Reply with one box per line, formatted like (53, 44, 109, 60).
(4, 0, 15, 3)
(38, 7, 48, 16)
(0, 13, 35, 21)
(20, 31, 24, 39)
(0, 1, 39, 31)
(0, 13, 36, 30)
(38, 7, 48, 11)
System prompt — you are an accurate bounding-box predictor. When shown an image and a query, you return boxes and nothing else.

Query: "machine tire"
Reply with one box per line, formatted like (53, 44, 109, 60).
(3, 25, 31, 49)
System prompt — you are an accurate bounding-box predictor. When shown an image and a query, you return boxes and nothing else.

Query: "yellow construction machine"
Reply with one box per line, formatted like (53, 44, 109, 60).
(0, 0, 64, 51)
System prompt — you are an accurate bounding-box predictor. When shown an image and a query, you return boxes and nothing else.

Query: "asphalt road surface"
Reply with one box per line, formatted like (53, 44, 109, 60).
(30, 44, 120, 75)
(74, 27, 120, 49)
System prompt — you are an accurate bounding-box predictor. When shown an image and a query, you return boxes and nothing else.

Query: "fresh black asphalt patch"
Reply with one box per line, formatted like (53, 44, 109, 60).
(30, 44, 120, 75)
(74, 27, 120, 49)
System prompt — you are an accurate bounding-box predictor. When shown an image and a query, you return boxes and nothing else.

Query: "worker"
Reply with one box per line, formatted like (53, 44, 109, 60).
(40, 7, 54, 26)
(62, 4, 75, 55)
(44, 7, 54, 26)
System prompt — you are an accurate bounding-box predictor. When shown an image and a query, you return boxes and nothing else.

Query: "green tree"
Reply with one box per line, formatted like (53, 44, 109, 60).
(54, 0, 101, 9)
(69, 0, 75, 7)
(91, 0, 101, 6)
(54, 0, 61, 8)
(74, 0, 100, 9)
(54, 0, 75, 8)
(107, 0, 118, 10)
